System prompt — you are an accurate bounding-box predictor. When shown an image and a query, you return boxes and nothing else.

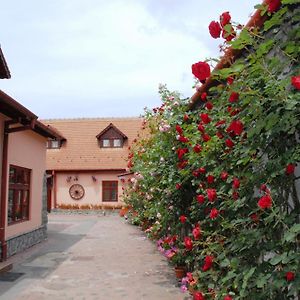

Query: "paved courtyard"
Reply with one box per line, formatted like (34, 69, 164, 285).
(0, 213, 188, 300)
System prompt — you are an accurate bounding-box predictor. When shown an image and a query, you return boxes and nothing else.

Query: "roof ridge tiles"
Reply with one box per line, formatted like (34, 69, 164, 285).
(42, 116, 142, 122)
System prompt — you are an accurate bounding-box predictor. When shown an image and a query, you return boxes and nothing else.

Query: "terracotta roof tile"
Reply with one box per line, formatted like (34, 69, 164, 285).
(43, 117, 143, 171)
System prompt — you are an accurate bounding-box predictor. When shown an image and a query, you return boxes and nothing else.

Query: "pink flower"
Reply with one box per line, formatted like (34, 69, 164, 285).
(258, 194, 272, 209)
(192, 62, 211, 82)
(286, 163, 295, 175)
(179, 215, 187, 223)
(291, 75, 300, 89)
(209, 21, 222, 39)
(209, 208, 219, 219)
(286, 271, 295, 281)
(184, 237, 193, 251)
(229, 92, 239, 103)
(206, 189, 217, 202)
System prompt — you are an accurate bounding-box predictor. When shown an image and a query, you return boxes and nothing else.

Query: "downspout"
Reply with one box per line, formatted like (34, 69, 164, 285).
(0, 128, 8, 261)
(53, 170, 57, 209)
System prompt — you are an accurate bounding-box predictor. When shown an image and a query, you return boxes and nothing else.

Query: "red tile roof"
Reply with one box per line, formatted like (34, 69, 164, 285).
(43, 118, 143, 171)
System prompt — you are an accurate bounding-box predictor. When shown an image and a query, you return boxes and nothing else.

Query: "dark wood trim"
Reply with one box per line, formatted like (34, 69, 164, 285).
(0, 130, 8, 261)
(47, 169, 126, 173)
(53, 171, 57, 209)
(6, 125, 32, 134)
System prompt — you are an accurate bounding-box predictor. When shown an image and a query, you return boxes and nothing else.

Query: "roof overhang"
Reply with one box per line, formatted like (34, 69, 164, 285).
(0, 48, 11, 79)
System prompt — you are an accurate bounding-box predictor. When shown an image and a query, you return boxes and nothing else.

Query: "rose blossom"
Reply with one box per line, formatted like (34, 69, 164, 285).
(205, 102, 213, 110)
(224, 296, 233, 300)
(220, 12, 231, 27)
(286, 271, 295, 281)
(221, 171, 228, 181)
(229, 92, 239, 103)
(209, 21, 222, 38)
(258, 194, 272, 209)
(209, 208, 219, 219)
(184, 237, 193, 251)
(207, 188, 217, 202)
(200, 113, 211, 124)
(227, 120, 244, 136)
(202, 255, 213, 271)
(286, 163, 295, 175)
(207, 175, 215, 184)
(291, 75, 300, 89)
(225, 138, 234, 148)
(232, 177, 240, 189)
(192, 224, 201, 240)
(201, 92, 207, 101)
(194, 292, 205, 300)
(193, 144, 202, 153)
(192, 61, 211, 82)
(179, 215, 187, 223)
(197, 194, 205, 204)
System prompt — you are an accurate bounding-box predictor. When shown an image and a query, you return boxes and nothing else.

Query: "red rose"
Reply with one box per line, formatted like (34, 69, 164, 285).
(207, 188, 217, 202)
(197, 194, 205, 204)
(222, 25, 236, 41)
(229, 92, 239, 103)
(178, 136, 189, 143)
(258, 194, 272, 209)
(175, 125, 183, 135)
(194, 292, 205, 300)
(205, 102, 213, 110)
(179, 215, 187, 223)
(207, 175, 215, 184)
(201, 92, 207, 101)
(192, 224, 201, 240)
(177, 160, 188, 169)
(232, 177, 240, 189)
(192, 170, 200, 177)
(202, 133, 211, 142)
(184, 237, 193, 251)
(225, 138, 234, 148)
(286, 271, 295, 281)
(176, 183, 182, 190)
(286, 163, 295, 175)
(227, 120, 244, 136)
(224, 296, 233, 300)
(193, 144, 202, 153)
(192, 61, 211, 81)
(183, 114, 189, 122)
(215, 120, 226, 127)
(176, 148, 189, 160)
(267, 0, 281, 13)
(291, 75, 300, 89)
(221, 171, 228, 181)
(220, 12, 231, 27)
(209, 21, 222, 39)
(227, 76, 234, 85)
(202, 255, 213, 271)
(216, 131, 224, 139)
(201, 113, 211, 124)
(198, 123, 205, 133)
(198, 167, 206, 174)
(250, 213, 259, 222)
(209, 208, 219, 219)
(232, 191, 239, 200)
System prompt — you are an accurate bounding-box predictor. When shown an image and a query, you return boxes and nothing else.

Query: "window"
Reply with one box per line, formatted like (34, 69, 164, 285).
(47, 140, 60, 149)
(102, 181, 118, 202)
(100, 139, 123, 148)
(8, 165, 31, 224)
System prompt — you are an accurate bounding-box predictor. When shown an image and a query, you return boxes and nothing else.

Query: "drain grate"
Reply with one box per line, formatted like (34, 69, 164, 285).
(0, 272, 24, 282)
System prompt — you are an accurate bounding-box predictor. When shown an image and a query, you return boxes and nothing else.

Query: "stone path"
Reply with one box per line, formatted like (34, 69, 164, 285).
(0, 214, 188, 300)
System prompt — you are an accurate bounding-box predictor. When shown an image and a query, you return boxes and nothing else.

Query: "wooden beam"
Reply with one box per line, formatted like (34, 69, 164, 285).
(5, 125, 31, 134)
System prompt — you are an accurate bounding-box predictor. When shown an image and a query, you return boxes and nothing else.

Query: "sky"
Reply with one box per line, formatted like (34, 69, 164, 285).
(1, 0, 259, 119)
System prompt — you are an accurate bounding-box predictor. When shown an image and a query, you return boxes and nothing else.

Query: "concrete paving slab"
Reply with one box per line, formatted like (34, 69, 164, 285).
(0, 214, 190, 300)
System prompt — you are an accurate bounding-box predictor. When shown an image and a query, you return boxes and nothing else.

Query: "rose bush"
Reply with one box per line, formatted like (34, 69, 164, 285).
(124, 1, 300, 299)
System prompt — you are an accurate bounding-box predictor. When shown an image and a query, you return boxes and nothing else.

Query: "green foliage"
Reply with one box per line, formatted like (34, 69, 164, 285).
(124, 2, 300, 299)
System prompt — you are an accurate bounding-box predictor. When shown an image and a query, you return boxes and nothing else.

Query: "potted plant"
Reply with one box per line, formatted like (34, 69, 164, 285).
(170, 249, 187, 279)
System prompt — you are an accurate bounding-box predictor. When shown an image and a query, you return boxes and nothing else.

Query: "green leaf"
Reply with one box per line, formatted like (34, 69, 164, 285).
(290, 223, 300, 233)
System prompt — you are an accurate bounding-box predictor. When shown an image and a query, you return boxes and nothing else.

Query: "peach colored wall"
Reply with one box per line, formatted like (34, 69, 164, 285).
(55, 171, 125, 208)
(5, 129, 46, 239)
(0, 114, 6, 193)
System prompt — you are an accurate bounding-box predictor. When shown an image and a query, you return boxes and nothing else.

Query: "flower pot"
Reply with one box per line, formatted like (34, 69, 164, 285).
(174, 266, 186, 279)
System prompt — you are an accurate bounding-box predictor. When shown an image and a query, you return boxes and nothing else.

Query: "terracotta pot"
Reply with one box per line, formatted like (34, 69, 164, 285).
(174, 266, 186, 279)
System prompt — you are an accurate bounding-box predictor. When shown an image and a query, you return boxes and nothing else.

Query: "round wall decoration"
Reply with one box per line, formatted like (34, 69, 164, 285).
(69, 184, 85, 200)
